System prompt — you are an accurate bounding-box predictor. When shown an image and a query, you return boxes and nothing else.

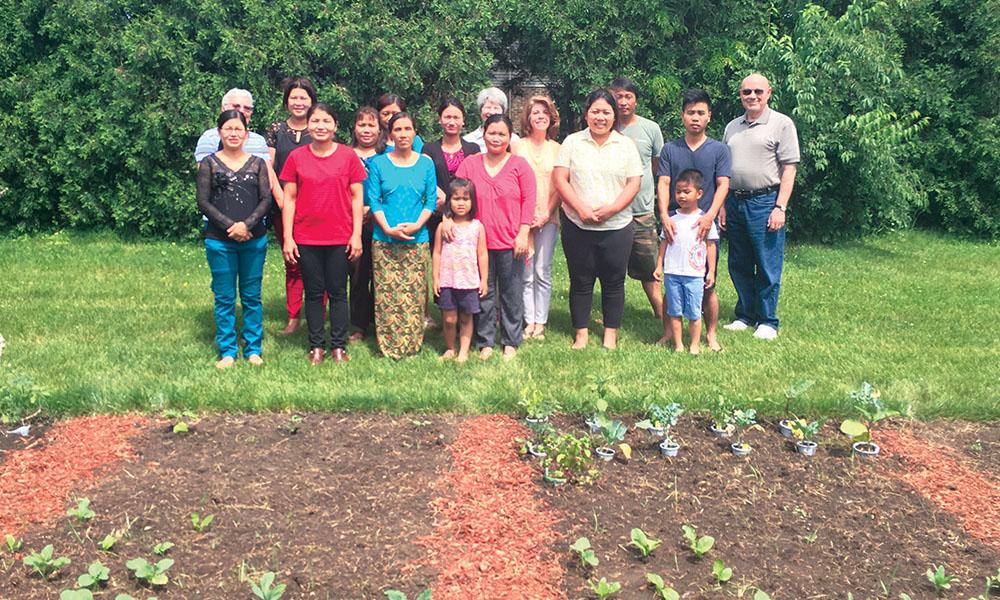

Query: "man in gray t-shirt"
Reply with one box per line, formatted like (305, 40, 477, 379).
(722, 73, 800, 340)
(611, 78, 665, 319)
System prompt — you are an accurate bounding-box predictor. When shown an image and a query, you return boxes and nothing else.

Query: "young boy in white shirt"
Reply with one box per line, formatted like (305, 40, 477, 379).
(654, 169, 718, 354)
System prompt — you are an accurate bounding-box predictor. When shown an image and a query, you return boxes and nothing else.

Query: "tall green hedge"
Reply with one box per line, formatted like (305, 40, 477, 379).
(1, 0, 996, 239)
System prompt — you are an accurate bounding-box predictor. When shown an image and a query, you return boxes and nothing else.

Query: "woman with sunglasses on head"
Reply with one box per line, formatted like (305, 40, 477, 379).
(265, 76, 317, 335)
(197, 110, 273, 369)
(280, 103, 366, 365)
(552, 89, 642, 350)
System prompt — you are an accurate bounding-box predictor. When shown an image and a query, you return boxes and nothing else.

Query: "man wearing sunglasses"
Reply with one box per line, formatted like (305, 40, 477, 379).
(194, 88, 271, 163)
(721, 73, 800, 341)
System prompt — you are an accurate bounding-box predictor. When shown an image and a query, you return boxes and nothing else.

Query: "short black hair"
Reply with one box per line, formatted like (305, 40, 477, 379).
(583, 89, 621, 130)
(445, 178, 477, 219)
(306, 102, 337, 123)
(681, 88, 713, 112)
(386, 111, 415, 132)
(483, 113, 513, 135)
(609, 77, 639, 97)
(438, 97, 465, 116)
(216, 109, 247, 130)
(282, 76, 317, 108)
(676, 168, 704, 190)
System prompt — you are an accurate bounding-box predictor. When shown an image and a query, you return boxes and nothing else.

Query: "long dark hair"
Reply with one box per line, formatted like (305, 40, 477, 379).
(445, 178, 477, 219)
(281, 76, 317, 108)
(216, 109, 247, 130)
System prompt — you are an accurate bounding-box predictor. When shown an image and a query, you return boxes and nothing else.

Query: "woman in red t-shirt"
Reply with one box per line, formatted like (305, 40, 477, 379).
(279, 103, 366, 364)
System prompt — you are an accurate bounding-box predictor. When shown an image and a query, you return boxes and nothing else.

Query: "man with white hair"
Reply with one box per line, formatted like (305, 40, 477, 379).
(463, 87, 520, 152)
(194, 88, 271, 162)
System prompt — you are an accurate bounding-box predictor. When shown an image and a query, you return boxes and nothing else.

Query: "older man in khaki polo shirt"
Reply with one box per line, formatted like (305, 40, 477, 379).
(721, 73, 799, 340)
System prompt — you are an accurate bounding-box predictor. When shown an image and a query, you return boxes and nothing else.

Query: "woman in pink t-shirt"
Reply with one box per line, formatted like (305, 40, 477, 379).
(279, 103, 366, 365)
(454, 114, 536, 360)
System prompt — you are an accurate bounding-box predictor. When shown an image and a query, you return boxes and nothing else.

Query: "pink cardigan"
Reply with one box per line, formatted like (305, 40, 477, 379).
(455, 154, 537, 251)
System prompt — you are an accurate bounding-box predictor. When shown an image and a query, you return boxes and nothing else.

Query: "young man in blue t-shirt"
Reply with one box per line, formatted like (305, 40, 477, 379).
(656, 89, 731, 351)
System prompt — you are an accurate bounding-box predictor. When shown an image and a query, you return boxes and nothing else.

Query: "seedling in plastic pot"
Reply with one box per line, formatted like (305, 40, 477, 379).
(569, 537, 599, 569)
(23, 544, 71, 579)
(646, 573, 680, 600)
(712, 558, 733, 583)
(783, 379, 814, 415)
(594, 414, 627, 458)
(250, 571, 287, 600)
(126, 557, 174, 586)
(384, 590, 432, 600)
(730, 408, 757, 452)
(153, 541, 174, 556)
(4, 533, 23, 553)
(926, 564, 957, 592)
(682, 524, 714, 559)
(588, 577, 621, 599)
(191, 512, 215, 533)
(76, 560, 110, 589)
(98, 534, 117, 551)
(628, 528, 662, 558)
(636, 402, 683, 435)
(60, 590, 94, 600)
(67, 497, 96, 522)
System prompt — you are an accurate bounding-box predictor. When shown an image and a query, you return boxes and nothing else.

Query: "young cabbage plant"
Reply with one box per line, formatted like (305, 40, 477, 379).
(250, 571, 287, 600)
(59, 590, 94, 600)
(76, 560, 110, 589)
(153, 541, 175, 556)
(4, 533, 23, 553)
(841, 382, 900, 443)
(646, 573, 680, 600)
(190, 512, 215, 533)
(569, 537, 599, 569)
(681, 524, 714, 559)
(589, 577, 621, 599)
(126, 557, 174, 586)
(712, 559, 733, 583)
(926, 564, 958, 592)
(22, 544, 71, 580)
(731, 408, 757, 448)
(67, 498, 96, 522)
(628, 528, 662, 558)
(384, 590, 432, 600)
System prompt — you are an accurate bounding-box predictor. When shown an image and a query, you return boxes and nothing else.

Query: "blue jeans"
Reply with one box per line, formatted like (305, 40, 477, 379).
(205, 236, 268, 358)
(725, 191, 784, 329)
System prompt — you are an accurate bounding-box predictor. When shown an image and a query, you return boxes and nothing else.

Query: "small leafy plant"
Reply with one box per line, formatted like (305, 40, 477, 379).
(384, 590, 432, 600)
(589, 577, 621, 599)
(517, 384, 560, 421)
(628, 528, 662, 558)
(164, 409, 199, 434)
(153, 541, 174, 556)
(59, 590, 94, 600)
(98, 534, 118, 551)
(115, 594, 158, 600)
(782, 379, 814, 415)
(76, 560, 110, 589)
(5, 533, 23, 553)
(646, 573, 679, 600)
(754, 590, 772, 600)
(541, 432, 598, 484)
(731, 408, 758, 449)
(190, 512, 215, 533)
(709, 395, 734, 431)
(126, 557, 174, 586)
(926, 564, 957, 592)
(67, 497, 96, 522)
(682, 524, 714, 559)
(840, 382, 899, 443)
(790, 419, 823, 443)
(636, 402, 684, 442)
(23, 544, 71, 579)
(250, 571, 287, 600)
(712, 558, 733, 583)
(569, 537, 599, 569)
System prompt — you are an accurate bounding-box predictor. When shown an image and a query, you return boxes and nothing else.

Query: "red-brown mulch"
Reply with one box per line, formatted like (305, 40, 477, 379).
(879, 429, 1000, 553)
(0, 415, 146, 537)
(418, 415, 564, 600)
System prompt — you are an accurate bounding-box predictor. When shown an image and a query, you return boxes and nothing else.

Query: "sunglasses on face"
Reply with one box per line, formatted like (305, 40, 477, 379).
(740, 89, 766, 97)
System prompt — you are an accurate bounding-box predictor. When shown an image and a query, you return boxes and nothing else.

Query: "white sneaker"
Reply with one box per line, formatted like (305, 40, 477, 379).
(723, 320, 750, 331)
(753, 324, 778, 340)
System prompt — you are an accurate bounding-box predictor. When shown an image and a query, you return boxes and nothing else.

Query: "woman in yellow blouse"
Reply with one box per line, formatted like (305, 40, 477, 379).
(511, 96, 561, 340)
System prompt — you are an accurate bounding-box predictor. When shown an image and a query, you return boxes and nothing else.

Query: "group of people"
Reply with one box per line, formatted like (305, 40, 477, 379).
(194, 74, 799, 368)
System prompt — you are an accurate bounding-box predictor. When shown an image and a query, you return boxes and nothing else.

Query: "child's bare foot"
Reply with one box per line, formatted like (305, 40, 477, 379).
(655, 336, 671, 346)
(689, 345, 701, 355)
(706, 335, 723, 352)
(503, 346, 517, 361)
(456, 351, 469, 363)
(572, 331, 588, 349)
(479, 347, 493, 360)
(440, 349, 456, 361)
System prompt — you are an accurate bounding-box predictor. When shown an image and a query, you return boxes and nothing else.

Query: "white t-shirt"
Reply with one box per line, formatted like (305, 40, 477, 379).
(662, 209, 719, 277)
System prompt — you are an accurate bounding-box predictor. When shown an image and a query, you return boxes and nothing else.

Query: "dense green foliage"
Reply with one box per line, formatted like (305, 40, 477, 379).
(0, 0, 996, 238)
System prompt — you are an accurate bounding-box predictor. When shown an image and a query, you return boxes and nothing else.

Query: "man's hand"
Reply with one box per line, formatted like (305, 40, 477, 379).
(767, 207, 786, 231)
(719, 205, 727, 231)
(653, 266, 663, 281)
(661, 217, 677, 244)
(695, 213, 715, 241)
(705, 271, 715, 289)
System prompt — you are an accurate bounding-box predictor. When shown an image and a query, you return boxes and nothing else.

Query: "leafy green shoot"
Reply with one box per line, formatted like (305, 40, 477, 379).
(926, 564, 958, 592)
(646, 573, 680, 600)
(628, 528, 662, 558)
(712, 558, 733, 583)
(126, 557, 174, 586)
(569, 537, 598, 568)
(4, 533, 23, 553)
(76, 560, 110, 589)
(250, 571, 287, 600)
(67, 498, 95, 522)
(153, 541, 174, 556)
(588, 577, 622, 599)
(681, 524, 714, 559)
(190, 512, 215, 533)
(22, 544, 71, 579)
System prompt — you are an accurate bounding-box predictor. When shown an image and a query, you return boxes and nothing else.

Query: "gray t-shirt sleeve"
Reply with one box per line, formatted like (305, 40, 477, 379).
(776, 118, 800, 164)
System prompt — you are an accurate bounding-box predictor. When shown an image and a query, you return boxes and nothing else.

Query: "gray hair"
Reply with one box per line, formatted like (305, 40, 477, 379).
(221, 88, 254, 110)
(476, 87, 508, 112)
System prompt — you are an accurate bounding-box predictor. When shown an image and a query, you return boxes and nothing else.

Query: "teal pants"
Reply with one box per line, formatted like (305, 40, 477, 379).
(205, 236, 268, 358)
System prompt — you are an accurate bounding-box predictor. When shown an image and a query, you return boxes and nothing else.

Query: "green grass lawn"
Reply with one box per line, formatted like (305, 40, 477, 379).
(0, 230, 997, 420)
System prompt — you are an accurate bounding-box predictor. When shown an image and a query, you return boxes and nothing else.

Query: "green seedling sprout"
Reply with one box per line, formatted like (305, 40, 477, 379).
(4, 533, 23, 553)
(682, 524, 714, 559)
(67, 497, 95, 522)
(791, 419, 823, 443)
(114, 594, 158, 600)
(569, 537, 598, 568)
(731, 408, 757, 448)
(628, 528, 662, 558)
(23, 544, 71, 579)
(588, 577, 621, 599)
(710, 395, 734, 431)
(98, 534, 117, 551)
(783, 379, 814, 415)
(126, 557, 174, 586)
(840, 382, 899, 443)
(164, 409, 198, 434)
(517, 383, 560, 421)
(384, 590, 432, 600)
(60, 590, 94, 600)
(712, 558, 733, 583)
(754, 590, 772, 600)
(76, 560, 110, 589)
(926, 564, 958, 592)
(250, 571, 287, 600)
(540, 432, 598, 484)
(191, 512, 215, 533)
(153, 541, 174, 555)
(636, 402, 684, 443)
(646, 573, 680, 600)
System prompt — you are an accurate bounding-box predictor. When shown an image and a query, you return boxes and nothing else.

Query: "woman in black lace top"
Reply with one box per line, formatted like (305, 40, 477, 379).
(197, 110, 273, 369)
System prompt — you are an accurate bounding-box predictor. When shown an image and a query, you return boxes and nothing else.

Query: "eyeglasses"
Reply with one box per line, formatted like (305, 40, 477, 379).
(230, 103, 255, 113)
(740, 89, 766, 97)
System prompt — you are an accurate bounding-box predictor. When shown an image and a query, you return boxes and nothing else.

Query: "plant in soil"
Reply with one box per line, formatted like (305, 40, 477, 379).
(709, 395, 735, 432)
(98, 533, 117, 551)
(840, 382, 899, 447)
(628, 528, 662, 558)
(636, 401, 683, 440)
(926, 564, 958, 593)
(60, 590, 94, 600)
(67, 497, 96, 521)
(790, 419, 822, 442)
(712, 558, 733, 583)
(646, 573, 680, 600)
(164, 408, 199, 434)
(593, 414, 627, 458)
(76, 560, 110, 589)
(518, 420, 557, 457)
(191, 511, 215, 533)
(753, 590, 772, 600)
(589, 576, 622, 599)
(153, 541, 174, 555)
(126, 556, 174, 586)
(4, 533, 23, 553)
(517, 383, 560, 421)
(570, 536, 599, 569)
(115, 594, 158, 600)
(730, 408, 758, 451)
(681, 524, 714, 559)
(782, 379, 814, 415)
(22, 544, 71, 579)
(250, 570, 287, 600)
(541, 432, 598, 484)
(384, 590, 432, 600)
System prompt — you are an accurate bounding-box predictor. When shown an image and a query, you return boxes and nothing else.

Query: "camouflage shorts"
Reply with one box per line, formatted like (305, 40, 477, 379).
(627, 213, 659, 282)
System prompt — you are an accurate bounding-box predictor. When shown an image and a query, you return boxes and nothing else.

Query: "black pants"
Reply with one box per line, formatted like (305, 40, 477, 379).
(349, 221, 375, 334)
(298, 244, 350, 350)
(561, 214, 635, 330)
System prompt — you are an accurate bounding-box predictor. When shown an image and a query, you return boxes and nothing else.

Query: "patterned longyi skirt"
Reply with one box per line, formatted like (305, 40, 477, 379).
(372, 241, 428, 359)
